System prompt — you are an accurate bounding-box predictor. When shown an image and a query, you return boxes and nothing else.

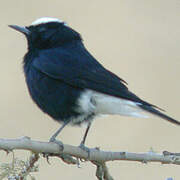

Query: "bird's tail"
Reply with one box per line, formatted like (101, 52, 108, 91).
(139, 104, 180, 125)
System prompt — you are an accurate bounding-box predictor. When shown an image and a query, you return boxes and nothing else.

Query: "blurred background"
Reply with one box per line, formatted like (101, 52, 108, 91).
(1, 0, 180, 179)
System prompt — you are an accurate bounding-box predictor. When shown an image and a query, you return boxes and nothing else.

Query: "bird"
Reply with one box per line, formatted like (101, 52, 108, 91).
(9, 17, 180, 150)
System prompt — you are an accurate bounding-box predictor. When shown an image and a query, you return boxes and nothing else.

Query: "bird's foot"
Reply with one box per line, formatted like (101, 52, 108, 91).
(78, 142, 91, 160)
(49, 137, 64, 152)
(79, 142, 90, 153)
(42, 137, 64, 163)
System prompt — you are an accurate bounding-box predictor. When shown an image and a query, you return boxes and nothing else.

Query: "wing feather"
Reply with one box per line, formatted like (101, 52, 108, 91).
(32, 45, 180, 125)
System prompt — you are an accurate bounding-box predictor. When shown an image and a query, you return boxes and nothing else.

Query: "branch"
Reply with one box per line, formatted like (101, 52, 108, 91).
(92, 161, 114, 180)
(0, 137, 179, 180)
(0, 137, 179, 165)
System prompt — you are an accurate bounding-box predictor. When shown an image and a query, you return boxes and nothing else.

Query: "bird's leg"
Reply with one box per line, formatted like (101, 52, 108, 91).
(79, 122, 92, 154)
(80, 121, 92, 145)
(49, 120, 71, 151)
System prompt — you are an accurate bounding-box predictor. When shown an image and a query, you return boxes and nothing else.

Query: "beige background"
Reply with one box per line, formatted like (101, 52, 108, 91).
(1, 0, 180, 179)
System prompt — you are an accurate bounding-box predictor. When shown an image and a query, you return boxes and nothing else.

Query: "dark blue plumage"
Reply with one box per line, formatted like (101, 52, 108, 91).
(24, 49, 83, 122)
(9, 17, 180, 145)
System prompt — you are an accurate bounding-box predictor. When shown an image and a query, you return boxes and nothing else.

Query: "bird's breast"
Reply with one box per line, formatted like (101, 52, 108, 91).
(24, 65, 95, 124)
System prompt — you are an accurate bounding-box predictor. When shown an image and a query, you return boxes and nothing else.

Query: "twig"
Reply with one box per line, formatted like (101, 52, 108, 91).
(18, 153, 39, 180)
(92, 161, 114, 180)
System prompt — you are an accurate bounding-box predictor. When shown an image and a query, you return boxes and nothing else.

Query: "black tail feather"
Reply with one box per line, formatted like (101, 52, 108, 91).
(139, 105, 180, 126)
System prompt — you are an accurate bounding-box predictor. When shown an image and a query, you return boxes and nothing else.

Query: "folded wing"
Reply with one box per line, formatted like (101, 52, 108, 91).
(32, 44, 180, 125)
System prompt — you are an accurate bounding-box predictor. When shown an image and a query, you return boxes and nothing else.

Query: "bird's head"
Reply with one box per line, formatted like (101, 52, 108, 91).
(9, 17, 81, 50)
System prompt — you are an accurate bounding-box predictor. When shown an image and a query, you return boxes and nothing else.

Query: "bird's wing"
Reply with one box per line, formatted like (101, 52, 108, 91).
(32, 46, 180, 125)
(32, 47, 146, 104)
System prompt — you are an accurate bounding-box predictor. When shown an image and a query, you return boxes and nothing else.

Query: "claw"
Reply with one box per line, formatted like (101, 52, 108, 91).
(79, 142, 91, 159)
(49, 138, 64, 152)
(42, 138, 64, 164)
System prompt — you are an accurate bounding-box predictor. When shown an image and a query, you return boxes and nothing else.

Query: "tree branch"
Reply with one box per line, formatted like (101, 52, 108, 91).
(0, 137, 179, 180)
(0, 137, 180, 165)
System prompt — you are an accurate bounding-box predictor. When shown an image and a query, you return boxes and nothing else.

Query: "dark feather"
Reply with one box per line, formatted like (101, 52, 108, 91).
(30, 41, 180, 126)
(139, 104, 180, 125)
(32, 41, 150, 105)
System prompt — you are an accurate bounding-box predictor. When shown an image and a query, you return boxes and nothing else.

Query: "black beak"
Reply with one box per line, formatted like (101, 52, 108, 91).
(9, 25, 30, 35)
